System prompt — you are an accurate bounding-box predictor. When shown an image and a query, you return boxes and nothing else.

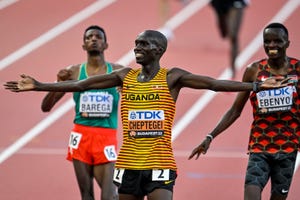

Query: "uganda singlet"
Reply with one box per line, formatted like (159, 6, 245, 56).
(116, 68, 177, 170)
(73, 63, 119, 128)
(249, 58, 300, 153)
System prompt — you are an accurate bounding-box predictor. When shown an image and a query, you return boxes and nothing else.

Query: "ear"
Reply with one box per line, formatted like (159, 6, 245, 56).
(82, 44, 87, 51)
(157, 46, 165, 55)
(286, 40, 290, 48)
(103, 42, 108, 50)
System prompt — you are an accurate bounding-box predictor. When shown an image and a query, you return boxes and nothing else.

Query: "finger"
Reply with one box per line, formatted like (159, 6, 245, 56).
(273, 76, 284, 80)
(5, 81, 18, 84)
(21, 74, 31, 79)
(188, 153, 195, 160)
(281, 77, 291, 84)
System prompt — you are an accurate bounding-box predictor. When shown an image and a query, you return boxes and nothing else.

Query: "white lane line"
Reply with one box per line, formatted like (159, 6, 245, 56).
(0, 0, 209, 164)
(1, 0, 299, 167)
(0, 0, 116, 71)
(0, 0, 18, 10)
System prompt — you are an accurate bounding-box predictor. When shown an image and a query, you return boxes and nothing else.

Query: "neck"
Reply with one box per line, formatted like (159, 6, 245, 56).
(267, 57, 290, 76)
(87, 55, 105, 68)
(268, 56, 288, 69)
(138, 66, 160, 82)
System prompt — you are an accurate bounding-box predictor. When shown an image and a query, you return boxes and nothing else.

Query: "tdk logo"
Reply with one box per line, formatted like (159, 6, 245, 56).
(81, 92, 111, 102)
(129, 110, 164, 120)
(259, 87, 292, 97)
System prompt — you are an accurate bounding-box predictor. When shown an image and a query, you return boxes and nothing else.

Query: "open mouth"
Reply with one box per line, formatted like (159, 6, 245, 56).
(135, 53, 144, 58)
(268, 49, 278, 54)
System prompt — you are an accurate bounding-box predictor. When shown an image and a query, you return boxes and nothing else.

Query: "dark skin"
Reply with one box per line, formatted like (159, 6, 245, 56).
(42, 29, 123, 111)
(41, 28, 123, 200)
(4, 30, 289, 200)
(189, 27, 295, 200)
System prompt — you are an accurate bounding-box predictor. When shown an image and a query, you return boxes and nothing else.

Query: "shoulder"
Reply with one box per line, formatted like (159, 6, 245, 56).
(110, 63, 125, 70)
(58, 64, 81, 80)
(246, 61, 260, 71)
(288, 57, 300, 65)
(166, 67, 192, 86)
(66, 64, 81, 71)
(243, 59, 264, 82)
(167, 67, 190, 76)
(112, 67, 133, 80)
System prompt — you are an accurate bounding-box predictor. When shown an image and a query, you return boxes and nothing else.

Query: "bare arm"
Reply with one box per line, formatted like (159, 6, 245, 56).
(188, 64, 264, 160)
(41, 92, 66, 112)
(41, 67, 74, 112)
(41, 63, 125, 112)
(4, 67, 131, 93)
(179, 70, 258, 92)
(168, 67, 289, 102)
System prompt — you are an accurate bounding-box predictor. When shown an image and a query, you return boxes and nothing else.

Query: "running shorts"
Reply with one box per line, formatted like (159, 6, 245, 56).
(113, 169, 177, 196)
(67, 124, 118, 165)
(245, 151, 297, 195)
(211, 0, 248, 15)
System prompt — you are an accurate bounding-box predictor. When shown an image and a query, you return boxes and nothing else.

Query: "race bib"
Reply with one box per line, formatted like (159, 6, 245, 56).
(127, 110, 165, 138)
(113, 168, 125, 184)
(104, 145, 117, 161)
(256, 85, 296, 113)
(68, 131, 82, 149)
(152, 169, 170, 181)
(79, 91, 113, 117)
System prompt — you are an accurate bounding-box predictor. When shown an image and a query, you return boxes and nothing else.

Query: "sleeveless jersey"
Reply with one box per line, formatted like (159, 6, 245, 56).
(249, 58, 300, 153)
(73, 63, 119, 129)
(116, 68, 177, 170)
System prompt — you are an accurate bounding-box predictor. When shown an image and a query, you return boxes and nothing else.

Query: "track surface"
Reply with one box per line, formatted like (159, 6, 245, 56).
(1, 0, 300, 199)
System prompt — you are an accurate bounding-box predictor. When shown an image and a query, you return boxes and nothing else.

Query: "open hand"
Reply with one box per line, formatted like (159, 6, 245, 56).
(4, 74, 37, 92)
(260, 77, 290, 89)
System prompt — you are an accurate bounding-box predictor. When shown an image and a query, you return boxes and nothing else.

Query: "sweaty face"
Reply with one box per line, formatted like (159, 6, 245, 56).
(83, 29, 107, 55)
(263, 28, 289, 59)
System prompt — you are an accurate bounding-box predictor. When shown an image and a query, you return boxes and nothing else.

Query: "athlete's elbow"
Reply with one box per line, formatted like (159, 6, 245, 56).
(231, 110, 242, 120)
(41, 104, 51, 112)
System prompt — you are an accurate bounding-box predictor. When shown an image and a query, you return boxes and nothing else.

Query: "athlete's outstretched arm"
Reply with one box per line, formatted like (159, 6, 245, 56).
(4, 68, 130, 93)
(179, 71, 289, 92)
(188, 65, 257, 160)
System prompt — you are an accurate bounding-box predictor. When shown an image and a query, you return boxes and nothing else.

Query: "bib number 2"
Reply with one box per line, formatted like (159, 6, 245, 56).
(152, 169, 170, 181)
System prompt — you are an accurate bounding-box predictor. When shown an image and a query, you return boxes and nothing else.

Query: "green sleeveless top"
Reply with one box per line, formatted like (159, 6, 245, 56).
(73, 63, 119, 129)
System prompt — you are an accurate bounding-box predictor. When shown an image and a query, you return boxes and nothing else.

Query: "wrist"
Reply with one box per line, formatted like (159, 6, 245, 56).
(206, 134, 213, 142)
(252, 81, 260, 92)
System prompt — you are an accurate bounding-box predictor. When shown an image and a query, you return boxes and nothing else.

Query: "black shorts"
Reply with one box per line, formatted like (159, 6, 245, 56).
(113, 168, 177, 196)
(245, 151, 297, 195)
(210, 0, 248, 15)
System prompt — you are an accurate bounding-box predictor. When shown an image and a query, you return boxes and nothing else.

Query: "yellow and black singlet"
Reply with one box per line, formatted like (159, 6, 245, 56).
(116, 68, 177, 170)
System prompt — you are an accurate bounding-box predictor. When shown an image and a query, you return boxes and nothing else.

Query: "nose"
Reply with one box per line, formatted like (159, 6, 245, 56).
(135, 43, 142, 49)
(268, 40, 277, 47)
(134, 44, 142, 53)
(91, 35, 98, 41)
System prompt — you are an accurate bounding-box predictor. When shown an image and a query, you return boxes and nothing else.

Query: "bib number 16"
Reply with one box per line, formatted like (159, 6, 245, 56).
(69, 132, 82, 149)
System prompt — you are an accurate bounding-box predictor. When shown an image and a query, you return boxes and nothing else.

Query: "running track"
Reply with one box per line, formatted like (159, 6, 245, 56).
(1, 0, 300, 199)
